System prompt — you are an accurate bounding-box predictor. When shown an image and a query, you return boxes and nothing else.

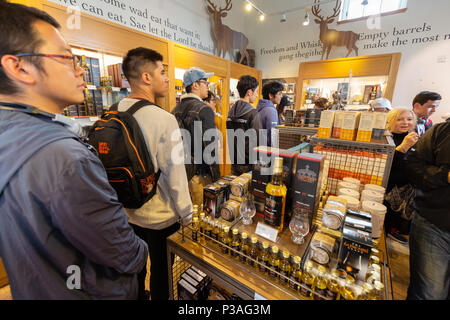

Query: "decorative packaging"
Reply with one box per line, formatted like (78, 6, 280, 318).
(340, 112, 361, 141)
(204, 183, 227, 218)
(332, 111, 345, 139)
(220, 200, 241, 222)
(371, 112, 388, 140)
(318, 110, 335, 138)
(230, 173, 252, 198)
(356, 112, 375, 142)
(310, 232, 336, 266)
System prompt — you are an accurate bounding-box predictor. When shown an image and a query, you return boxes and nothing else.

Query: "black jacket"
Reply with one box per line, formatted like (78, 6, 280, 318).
(172, 95, 220, 181)
(226, 100, 262, 175)
(407, 119, 450, 232)
(387, 132, 411, 193)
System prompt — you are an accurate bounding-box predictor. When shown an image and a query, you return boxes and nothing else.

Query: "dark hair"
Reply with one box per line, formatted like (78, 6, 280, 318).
(413, 91, 442, 106)
(277, 95, 291, 116)
(122, 47, 163, 82)
(185, 78, 206, 94)
(0, 1, 61, 94)
(203, 91, 215, 103)
(237, 75, 259, 98)
(314, 97, 328, 109)
(262, 81, 284, 100)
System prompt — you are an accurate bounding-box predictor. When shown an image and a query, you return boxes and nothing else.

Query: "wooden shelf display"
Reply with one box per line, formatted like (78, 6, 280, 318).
(296, 53, 402, 110)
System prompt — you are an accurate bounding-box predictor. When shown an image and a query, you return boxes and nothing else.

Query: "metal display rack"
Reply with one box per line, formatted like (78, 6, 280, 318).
(309, 135, 396, 195)
(167, 213, 391, 300)
(276, 125, 318, 150)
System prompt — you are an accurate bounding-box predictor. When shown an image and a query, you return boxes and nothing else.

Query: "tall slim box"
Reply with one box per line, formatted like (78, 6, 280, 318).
(90, 57, 102, 87)
(371, 112, 388, 140)
(292, 153, 326, 226)
(356, 112, 375, 142)
(318, 110, 335, 138)
(340, 112, 361, 141)
(332, 111, 345, 139)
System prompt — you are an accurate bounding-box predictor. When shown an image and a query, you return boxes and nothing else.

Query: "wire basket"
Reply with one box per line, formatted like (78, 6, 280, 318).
(310, 135, 395, 195)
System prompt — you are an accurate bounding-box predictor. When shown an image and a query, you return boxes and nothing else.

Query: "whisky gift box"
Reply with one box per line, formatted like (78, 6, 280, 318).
(317, 110, 335, 138)
(251, 146, 299, 216)
(371, 112, 388, 140)
(292, 152, 326, 226)
(203, 183, 227, 218)
(305, 109, 322, 127)
(356, 112, 375, 142)
(338, 225, 372, 282)
(340, 112, 361, 141)
(89, 57, 102, 87)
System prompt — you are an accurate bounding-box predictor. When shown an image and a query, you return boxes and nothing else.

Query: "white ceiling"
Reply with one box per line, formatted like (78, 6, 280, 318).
(246, 0, 340, 16)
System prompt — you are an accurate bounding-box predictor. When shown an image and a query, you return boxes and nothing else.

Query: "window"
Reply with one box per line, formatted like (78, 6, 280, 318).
(339, 0, 407, 22)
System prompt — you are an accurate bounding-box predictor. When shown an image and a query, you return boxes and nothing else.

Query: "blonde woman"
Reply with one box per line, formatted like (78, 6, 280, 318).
(384, 108, 419, 243)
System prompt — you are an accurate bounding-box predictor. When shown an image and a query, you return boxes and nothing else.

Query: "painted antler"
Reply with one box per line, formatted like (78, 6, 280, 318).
(219, 0, 232, 13)
(206, 0, 217, 11)
(327, 0, 341, 20)
(311, 0, 324, 20)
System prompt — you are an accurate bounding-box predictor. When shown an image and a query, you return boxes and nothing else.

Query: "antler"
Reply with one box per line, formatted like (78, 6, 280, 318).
(206, 0, 217, 11)
(311, 0, 324, 21)
(219, 0, 232, 13)
(327, 0, 341, 20)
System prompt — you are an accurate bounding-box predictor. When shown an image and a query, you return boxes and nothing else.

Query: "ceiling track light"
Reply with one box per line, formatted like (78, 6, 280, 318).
(243, 0, 266, 22)
(280, 13, 287, 23)
(361, 0, 368, 5)
(245, 1, 252, 11)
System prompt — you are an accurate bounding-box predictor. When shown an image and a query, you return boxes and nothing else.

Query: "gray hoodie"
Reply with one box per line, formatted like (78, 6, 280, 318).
(0, 106, 148, 299)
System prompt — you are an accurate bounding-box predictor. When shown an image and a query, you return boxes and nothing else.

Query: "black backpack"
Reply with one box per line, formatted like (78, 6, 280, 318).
(87, 100, 160, 209)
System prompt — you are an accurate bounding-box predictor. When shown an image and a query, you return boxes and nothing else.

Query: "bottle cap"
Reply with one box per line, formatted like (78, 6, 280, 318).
(272, 245, 279, 253)
(241, 232, 248, 239)
(232, 228, 238, 235)
(262, 241, 269, 249)
(200, 212, 205, 217)
(224, 226, 230, 232)
(282, 251, 290, 259)
(193, 217, 199, 222)
(251, 236, 258, 243)
(293, 256, 301, 264)
(273, 157, 283, 173)
(317, 265, 327, 274)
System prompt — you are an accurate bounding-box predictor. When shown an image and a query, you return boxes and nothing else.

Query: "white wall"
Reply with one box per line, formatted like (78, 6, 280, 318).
(49, 0, 246, 60)
(243, 0, 450, 124)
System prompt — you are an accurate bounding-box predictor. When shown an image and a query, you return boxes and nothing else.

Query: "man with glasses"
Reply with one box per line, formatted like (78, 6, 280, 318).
(256, 81, 284, 147)
(0, 2, 148, 299)
(172, 67, 220, 207)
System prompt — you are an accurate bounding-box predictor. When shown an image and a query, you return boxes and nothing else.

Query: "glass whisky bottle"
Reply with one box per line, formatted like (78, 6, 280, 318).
(313, 265, 328, 300)
(268, 246, 280, 279)
(191, 217, 199, 243)
(279, 251, 291, 286)
(264, 157, 287, 232)
(299, 261, 315, 300)
(230, 228, 241, 260)
(258, 241, 270, 275)
(289, 256, 302, 291)
(220, 226, 231, 255)
(325, 269, 340, 300)
(239, 232, 249, 263)
(191, 205, 199, 227)
(80, 55, 92, 85)
(212, 219, 221, 244)
(247, 236, 259, 268)
(205, 216, 213, 242)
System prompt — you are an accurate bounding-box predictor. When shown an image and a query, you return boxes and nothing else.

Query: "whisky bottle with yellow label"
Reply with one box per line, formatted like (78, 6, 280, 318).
(220, 226, 231, 255)
(212, 219, 221, 244)
(191, 217, 199, 242)
(325, 269, 340, 300)
(205, 216, 213, 242)
(299, 261, 315, 300)
(264, 157, 287, 232)
(191, 205, 199, 227)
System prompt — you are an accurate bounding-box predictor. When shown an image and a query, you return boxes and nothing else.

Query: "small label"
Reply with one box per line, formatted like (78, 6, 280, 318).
(86, 85, 97, 90)
(192, 231, 198, 242)
(258, 261, 268, 273)
(325, 288, 338, 300)
(254, 292, 268, 300)
(300, 283, 313, 298)
(289, 276, 299, 290)
(268, 265, 278, 279)
(112, 87, 121, 92)
(264, 195, 284, 227)
(279, 270, 289, 285)
(255, 222, 279, 242)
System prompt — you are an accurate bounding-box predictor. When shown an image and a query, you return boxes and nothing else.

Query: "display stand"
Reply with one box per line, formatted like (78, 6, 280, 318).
(167, 212, 391, 300)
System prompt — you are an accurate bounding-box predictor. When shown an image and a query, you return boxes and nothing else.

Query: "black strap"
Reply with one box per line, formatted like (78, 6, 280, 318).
(109, 99, 160, 114)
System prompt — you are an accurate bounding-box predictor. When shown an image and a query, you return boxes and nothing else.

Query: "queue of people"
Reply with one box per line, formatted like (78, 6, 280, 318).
(0, 1, 447, 301)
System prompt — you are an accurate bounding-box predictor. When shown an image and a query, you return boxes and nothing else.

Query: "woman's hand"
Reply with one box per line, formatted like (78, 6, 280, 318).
(400, 132, 419, 151)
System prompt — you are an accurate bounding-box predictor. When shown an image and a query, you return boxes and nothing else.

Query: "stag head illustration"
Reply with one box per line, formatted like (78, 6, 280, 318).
(312, 0, 359, 60)
(206, 0, 250, 65)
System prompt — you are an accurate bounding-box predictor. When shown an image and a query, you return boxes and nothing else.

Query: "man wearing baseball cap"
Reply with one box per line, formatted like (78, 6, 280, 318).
(172, 67, 221, 207)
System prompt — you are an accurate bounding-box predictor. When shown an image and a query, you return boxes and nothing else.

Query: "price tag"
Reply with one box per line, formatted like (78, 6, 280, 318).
(86, 85, 97, 90)
(112, 87, 121, 92)
(127, 88, 131, 92)
(255, 222, 278, 243)
(254, 292, 268, 300)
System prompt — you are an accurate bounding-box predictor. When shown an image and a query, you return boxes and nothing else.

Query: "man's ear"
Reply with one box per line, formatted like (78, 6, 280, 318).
(142, 72, 152, 85)
(1, 54, 36, 86)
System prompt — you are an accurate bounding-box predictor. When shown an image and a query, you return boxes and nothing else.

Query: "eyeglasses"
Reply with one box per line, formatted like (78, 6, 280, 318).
(14, 53, 81, 71)
(197, 79, 210, 87)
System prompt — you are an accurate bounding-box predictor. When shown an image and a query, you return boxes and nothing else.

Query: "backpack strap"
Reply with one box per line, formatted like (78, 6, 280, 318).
(109, 99, 160, 114)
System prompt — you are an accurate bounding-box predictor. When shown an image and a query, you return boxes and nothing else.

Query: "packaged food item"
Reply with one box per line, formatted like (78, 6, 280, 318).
(337, 187, 360, 200)
(332, 111, 345, 139)
(220, 200, 240, 222)
(318, 110, 335, 138)
(371, 112, 388, 140)
(311, 232, 336, 266)
(230, 173, 252, 198)
(204, 183, 227, 218)
(340, 112, 361, 141)
(356, 112, 375, 142)
(361, 189, 384, 204)
(339, 195, 360, 211)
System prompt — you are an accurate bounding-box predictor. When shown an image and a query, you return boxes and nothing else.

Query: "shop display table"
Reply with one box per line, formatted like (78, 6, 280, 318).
(167, 213, 392, 300)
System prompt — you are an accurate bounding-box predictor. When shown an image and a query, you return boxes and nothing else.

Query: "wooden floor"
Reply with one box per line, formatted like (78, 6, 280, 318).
(0, 247, 410, 300)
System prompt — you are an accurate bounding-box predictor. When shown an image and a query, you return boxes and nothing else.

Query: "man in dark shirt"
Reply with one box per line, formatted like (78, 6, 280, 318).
(406, 118, 450, 300)
(226, 75, 261, 176)
(172, 67, 220, 206)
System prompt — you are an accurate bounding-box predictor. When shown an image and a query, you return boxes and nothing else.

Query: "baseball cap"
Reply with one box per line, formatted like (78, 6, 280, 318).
(183, 67, 214, 88)
(369, 98, 392, 111)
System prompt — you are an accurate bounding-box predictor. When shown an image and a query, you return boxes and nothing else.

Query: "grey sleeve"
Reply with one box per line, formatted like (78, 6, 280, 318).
(49, 155, 148, 275)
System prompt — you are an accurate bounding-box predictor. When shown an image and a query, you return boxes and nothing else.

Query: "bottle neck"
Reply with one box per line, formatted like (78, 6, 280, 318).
(271, 171, 284, 186)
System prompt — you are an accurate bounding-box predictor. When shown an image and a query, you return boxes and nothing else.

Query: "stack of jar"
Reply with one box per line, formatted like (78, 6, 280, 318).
(191, 205, 224, 245)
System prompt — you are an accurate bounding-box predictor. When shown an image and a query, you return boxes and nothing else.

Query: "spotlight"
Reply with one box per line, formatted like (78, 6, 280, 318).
(361, 0, 368, 5)
(245, 2, 252, 11)
(302, 13, 310, 26)
(259, 14, 265, 21)
(280, 13, 287, 23)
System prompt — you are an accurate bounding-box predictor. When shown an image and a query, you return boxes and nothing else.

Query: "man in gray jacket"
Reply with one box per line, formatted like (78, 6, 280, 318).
(0, 2, 148, 299)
